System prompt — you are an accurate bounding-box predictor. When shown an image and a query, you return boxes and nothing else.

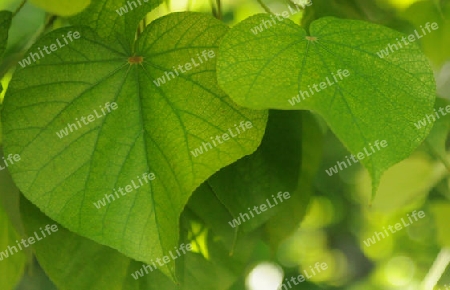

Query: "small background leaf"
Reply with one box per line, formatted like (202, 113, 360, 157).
(29, 0, 90, 16)
(0, 203, 26, 290)
(70, 0, 162, 48)
(209, 110, 303, 232)
(355, 153, 446, 212)
(0, 10, 12, 60)
(423, 97, 450, 166)
(430, 202, 450, 247)
(399, 0, 450, 66)
(265, 111, 324, 248)
(0, 149, 27, 290)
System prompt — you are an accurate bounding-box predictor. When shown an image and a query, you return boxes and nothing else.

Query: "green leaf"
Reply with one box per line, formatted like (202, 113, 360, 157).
(187, 183, 238, 247)
(2, 3, 45, 60)
(0, 105, 2, 144)
(20, 195, 171, 290)
(424, 97, 450, 168)
(0, 11, 12, 60)
(355, 153, 444, 212)
(0, 204, 26, 290)
(399, 0, 450, 66)
(2, 12, 267, 280)
(208, 110, 303, 232)
(0, 11, 12, 97)
(29, 0, 90, 16)
(430, 202, 450, 247)
(186, 182, 261, 261)
(217, 15, 436, 196)
(0, 148, 27, 289)
(300, 0, 368, 28)
(0, 148, 25, 236)
(19, 195, 242, 290)
(0, 149, 32, 288)
(264, 111, 323, 248)
(70, 0, 162, 48)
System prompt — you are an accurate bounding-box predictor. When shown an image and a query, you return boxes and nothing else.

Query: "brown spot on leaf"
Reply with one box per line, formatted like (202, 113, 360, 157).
(306, 36, 318, 42)
(128, 56, 144, 64)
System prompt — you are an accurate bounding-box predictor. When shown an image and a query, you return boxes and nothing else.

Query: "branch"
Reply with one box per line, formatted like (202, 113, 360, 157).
(422, 248, 450, 290)
(12, 0, 27, 18)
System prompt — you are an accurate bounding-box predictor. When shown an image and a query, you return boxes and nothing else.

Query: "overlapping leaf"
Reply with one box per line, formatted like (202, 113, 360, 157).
(30, 0, 90, 16)
(20, 190, 243, 290)
(0, 11, 11, 60)
(265, 111, 323, 248)
(0, 204, 26, 290)
(208, 110, 303, 232)
(186, 182, 261, 260)
(423, 97, 450, 164)
(0, 149, 27, 290)
(0, 10, 11, 97)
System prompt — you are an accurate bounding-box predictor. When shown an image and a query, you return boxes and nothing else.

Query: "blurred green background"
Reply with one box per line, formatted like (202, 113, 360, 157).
(2, 0, 450, 289)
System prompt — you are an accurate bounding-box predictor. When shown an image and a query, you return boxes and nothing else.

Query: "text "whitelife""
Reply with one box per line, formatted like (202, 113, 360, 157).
(19, 31, 81, 68)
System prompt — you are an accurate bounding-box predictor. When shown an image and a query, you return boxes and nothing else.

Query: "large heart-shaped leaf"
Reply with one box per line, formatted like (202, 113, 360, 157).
(2, 12, 267, 279)
(217, 15, 436, 195)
